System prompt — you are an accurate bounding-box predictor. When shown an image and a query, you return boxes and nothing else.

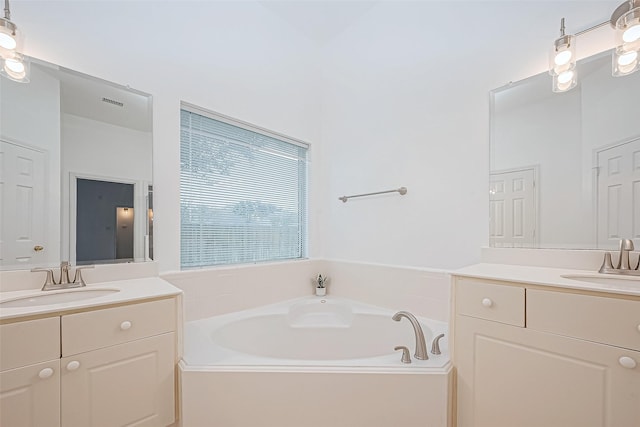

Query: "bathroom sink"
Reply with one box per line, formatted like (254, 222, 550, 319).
(561, 274, 640, 287)
(0, 289, 120, 308)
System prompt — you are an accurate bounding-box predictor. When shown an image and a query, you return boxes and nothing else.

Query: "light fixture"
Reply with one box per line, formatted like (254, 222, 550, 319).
(547, 1, 640, 92)
(611, 0, 640, 76)
(549, 18, 577, 92)
(0, 0, 29, 83)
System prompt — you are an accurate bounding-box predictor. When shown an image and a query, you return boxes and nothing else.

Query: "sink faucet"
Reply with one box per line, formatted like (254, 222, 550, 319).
(599, 238, 640, 276)
(392, 311, 428, 360)
(31, 262, 94, 290)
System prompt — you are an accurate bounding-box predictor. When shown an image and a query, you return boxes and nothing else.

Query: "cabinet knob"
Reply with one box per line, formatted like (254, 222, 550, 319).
(636, 324, 640, 333)
(66, 361, 80, 371)
(619, 356, 637, 369)
(38, 367, 54, 379)
(120, 321, 132, 330)
(482, 298, 493, 308)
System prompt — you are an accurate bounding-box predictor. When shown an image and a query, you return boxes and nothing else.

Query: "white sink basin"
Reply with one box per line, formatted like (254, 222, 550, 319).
(0, 289, 120, 308)
(561, 274, 640, 287)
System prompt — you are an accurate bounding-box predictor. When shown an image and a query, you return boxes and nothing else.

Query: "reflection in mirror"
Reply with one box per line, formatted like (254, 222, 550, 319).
(490, 50, 640, 250)
(0, 57, 153, 270)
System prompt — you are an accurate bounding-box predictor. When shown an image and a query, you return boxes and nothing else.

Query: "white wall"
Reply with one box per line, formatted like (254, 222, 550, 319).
(10, 1, 621, 273)
(61, 113, 153, 261)
(14, 1, 322, 273)
(1, 64, 61, 265)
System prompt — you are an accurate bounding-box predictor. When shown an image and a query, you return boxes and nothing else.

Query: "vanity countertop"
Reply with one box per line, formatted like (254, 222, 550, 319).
(0, 277, 182, 321)
(454, 263, 640, 298)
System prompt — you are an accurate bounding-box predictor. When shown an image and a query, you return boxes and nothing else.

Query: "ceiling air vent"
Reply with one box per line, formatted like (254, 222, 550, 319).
(101, 97, 124, 107)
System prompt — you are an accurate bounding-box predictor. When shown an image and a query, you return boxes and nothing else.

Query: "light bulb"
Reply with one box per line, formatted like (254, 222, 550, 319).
(4, 57, 25, 79)
(554, 50, 572, 66)
(623, 23, 640, 43)
(0, 32, 16, 50)
(557, 70, 574, 84)
(618, 50, 638, 66)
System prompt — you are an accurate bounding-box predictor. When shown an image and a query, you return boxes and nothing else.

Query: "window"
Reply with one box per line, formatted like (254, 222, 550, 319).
(179, 105, 308, 268)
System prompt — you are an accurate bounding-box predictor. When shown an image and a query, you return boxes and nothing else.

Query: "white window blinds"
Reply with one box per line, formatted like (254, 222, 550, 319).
(180, 107, 308, 269)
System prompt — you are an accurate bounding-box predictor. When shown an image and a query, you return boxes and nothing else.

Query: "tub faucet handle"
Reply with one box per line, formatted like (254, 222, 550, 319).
(394, 346, 412, 364)
(431, 333, 445, 355)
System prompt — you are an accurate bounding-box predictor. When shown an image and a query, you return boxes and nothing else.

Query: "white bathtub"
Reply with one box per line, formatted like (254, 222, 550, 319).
(180, 296, 452, 427)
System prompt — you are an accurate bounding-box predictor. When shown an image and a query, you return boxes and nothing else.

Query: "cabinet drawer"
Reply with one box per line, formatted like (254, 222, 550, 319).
(456, 280, 525, 326)
(527, 289, 640, 351)
(62, 298, 175, 356)
(0, 317, 60, 371)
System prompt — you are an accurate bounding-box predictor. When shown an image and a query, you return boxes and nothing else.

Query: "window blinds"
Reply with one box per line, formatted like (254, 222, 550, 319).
(179, 107, 308, 269)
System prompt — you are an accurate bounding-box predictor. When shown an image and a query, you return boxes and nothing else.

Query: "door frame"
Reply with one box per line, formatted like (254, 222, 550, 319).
(68, 172, 144, 265)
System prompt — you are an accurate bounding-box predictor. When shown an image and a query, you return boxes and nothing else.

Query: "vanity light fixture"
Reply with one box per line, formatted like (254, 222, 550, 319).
(0, 0, 29, 83)
(549, 0, 640, 92)
(611, 0, 640, 76)
(549, 18, 577, 92)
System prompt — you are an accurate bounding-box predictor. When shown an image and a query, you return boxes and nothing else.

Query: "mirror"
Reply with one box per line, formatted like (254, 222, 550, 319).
(0, 57, 153, 270)
(490, 50, 640, 250)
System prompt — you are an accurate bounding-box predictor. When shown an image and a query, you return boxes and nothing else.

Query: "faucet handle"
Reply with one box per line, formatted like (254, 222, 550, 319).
(431, 333, 445, 355)
(31, 268, 57, 289)
(394, 346, 412, 364)
(72, 265, 94, 286)
(599, 252, 614, 273)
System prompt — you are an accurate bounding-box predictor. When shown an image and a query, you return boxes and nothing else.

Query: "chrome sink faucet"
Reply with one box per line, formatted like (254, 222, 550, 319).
(31, 261, 94, 290)
(392, 311, 428, 360)
(599, 239, 640, 276)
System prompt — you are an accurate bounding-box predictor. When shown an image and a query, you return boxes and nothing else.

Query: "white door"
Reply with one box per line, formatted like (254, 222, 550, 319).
(596, 138, 640, 249)
(489, 168, 536, 247)
(0, 140, 47, 268)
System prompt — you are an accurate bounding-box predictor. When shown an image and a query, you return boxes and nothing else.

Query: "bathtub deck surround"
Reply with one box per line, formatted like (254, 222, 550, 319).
(163, 259, 451, 322)
(451, 262, 640, 426)
(180, 296, 451, 427)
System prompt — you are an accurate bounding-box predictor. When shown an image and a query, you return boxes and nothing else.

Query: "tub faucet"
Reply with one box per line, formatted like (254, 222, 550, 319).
(392, 311, 428, 360)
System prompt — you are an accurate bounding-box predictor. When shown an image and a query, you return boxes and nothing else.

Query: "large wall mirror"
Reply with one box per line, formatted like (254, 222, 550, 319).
(490, 50, 640, 250)
(0, 57, 153, 270)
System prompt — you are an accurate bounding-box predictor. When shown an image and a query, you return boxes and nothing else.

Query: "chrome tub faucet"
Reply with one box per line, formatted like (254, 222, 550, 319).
(392, 311, 428, 360)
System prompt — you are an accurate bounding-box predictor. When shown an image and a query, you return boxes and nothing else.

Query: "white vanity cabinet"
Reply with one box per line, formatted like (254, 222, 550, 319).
(0, 317, 62, 427)
(0, 297, 177, 427)
(453, 277, 640, 427)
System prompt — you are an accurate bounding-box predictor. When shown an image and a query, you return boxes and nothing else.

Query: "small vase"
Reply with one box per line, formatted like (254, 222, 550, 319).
(315, 287, 326, 296)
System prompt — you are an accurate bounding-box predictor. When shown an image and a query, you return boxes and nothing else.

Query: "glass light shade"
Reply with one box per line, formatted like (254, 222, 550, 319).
(613, 45, 640, 76)
(0, 18, 23, 58)
(552, 69, 577, 92)
(549, 34, 576, 76)
(0, 52, 30, 83)
(619, 8, 640, 43)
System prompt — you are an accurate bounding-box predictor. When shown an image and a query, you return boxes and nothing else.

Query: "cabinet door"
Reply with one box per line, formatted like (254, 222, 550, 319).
(61, 332, 175, 427)
(0, 360, 61, 427)
(455, 314, 640, 427)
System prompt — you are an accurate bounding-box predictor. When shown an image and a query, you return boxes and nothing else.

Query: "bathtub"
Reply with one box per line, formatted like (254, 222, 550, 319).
(179, 296, 452, 427)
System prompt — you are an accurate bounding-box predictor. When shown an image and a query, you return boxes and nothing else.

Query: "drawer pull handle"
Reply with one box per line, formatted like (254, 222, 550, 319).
(619, 356, 637, 369)
(38, 368, 54, 379)
(120, 321, 132, 330)
(66, 361, 80, 371)
(482, 298, 493, 308)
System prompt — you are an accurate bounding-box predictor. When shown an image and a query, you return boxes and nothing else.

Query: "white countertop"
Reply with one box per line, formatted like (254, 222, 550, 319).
(0, 277, 182, 321)
(453, 263, 640, 297)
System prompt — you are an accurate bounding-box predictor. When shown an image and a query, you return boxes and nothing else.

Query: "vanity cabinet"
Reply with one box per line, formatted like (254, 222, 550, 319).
(0, 297, 177, 427)
(453, 278, 640, 427)
(0, 317, 61, 427)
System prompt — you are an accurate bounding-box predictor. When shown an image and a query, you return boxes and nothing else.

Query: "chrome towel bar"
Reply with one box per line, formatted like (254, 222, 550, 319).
(338, 187, 407, 203)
